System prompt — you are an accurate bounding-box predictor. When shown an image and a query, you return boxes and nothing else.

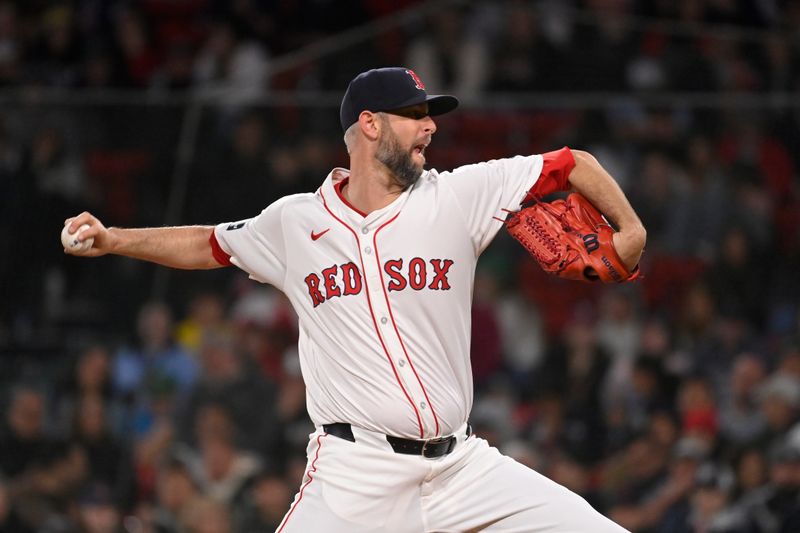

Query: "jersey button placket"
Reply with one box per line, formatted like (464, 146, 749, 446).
(370, 220, 436, 438)
(359, 234, 420, 433)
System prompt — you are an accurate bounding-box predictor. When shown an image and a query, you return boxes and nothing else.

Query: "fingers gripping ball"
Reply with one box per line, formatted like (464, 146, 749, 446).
(61, 223, 94, 252)
(505, 193, 640, 283)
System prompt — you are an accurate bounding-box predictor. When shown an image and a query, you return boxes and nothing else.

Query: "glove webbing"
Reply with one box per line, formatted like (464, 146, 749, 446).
(507, 203, 569, 268)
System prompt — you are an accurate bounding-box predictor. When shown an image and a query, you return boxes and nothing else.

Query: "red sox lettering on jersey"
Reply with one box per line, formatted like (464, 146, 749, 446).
(304, 258, 454, 307)
(209, 148, 575, 441)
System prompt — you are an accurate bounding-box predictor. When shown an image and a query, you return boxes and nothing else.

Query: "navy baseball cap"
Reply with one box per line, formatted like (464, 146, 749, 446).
(340, 67, 459, 131)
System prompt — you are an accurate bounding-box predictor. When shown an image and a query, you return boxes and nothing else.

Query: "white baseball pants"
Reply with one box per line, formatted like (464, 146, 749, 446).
(277, 423, 629, 532)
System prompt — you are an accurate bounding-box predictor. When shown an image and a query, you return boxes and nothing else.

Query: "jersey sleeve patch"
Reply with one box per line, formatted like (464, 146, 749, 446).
(209, 230, 232, 266)
(523, 146, 575, 202)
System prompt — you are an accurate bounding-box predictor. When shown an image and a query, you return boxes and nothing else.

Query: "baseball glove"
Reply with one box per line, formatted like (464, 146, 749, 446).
(505, 193, 640, 283)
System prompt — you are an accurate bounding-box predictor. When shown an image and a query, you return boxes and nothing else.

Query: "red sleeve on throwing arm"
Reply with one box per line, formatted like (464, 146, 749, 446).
(209, 230, 232, 266)
(523, 146, 576, 203)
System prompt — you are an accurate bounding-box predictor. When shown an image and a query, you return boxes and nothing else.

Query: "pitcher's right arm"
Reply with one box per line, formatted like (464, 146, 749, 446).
(63, 212, 224, 270)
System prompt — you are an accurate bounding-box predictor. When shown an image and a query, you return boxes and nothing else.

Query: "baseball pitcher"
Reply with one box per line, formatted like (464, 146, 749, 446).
(64, 67, 645, 532)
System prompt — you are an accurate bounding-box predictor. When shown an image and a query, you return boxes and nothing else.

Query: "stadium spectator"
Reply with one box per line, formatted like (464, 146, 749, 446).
(0, 385, 51, 479)
(70, 393, 134, 512)
(179, 330, 280, 456)
(235, 470, 293, 532)
(152, 456, 201, 532)
(112, 301, 198, 437)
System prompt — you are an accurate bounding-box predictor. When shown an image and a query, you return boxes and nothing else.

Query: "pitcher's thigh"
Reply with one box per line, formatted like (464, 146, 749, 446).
(426, 439, 629, 533)
(277, 433, 426, 533)
(276, 478, 386, 533)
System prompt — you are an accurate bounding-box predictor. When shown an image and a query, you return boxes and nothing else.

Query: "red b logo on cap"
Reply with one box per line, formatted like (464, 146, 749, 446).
(405, 69, 425, 90)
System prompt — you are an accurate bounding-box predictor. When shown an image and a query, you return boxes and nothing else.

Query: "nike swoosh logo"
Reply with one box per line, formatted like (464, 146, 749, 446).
(311, 228, 330, 241)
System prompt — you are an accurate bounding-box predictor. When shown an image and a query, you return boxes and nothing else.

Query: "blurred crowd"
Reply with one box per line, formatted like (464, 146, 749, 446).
(1, 1, 800, 532)
(0, 0, 419, 91)
(0, 0, 798, 94)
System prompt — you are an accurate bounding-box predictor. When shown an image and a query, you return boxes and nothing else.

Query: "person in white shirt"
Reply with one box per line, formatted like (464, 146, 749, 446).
(64, 67, 645, 532)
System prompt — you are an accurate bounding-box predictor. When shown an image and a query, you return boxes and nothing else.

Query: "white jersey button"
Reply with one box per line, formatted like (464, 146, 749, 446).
(364, 246, 372, 254)
(420, 402, 427, 409)
(380, 317, 388, 325)
(398, 359, 406, 367)
(361, 227, 369, 234)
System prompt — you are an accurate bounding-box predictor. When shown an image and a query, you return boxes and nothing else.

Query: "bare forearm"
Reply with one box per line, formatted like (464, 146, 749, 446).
(567, 150, 641, 231)
(64, 211, 226, 269)
(567, 150, 646, 269)
(107, 225, 222, 269)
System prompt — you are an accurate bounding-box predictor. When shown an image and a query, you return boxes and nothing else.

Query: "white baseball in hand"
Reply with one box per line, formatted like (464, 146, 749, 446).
(61, 223, 94, 252)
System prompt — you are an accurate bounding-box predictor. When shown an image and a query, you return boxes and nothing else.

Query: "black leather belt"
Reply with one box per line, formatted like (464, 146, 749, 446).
(322, 423, 472, 459)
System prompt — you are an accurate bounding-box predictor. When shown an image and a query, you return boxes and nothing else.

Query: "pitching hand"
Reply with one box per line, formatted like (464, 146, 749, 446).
(62, 212, 114, 257)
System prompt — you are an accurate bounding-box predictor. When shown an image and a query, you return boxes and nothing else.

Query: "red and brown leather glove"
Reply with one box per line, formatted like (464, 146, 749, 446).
(505, 193, 641, 283)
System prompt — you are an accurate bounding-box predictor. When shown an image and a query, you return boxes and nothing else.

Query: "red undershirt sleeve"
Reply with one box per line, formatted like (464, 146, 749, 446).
(523, 146, 576, 203)
(208, 230, 232, 266)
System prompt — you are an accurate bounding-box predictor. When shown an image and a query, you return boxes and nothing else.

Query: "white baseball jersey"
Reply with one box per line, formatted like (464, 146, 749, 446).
(210, 149, 574, 440)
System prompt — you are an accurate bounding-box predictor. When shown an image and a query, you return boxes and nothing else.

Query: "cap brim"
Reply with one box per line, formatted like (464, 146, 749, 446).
(426, 94, 459, 116)
(382, 94, 460, 117)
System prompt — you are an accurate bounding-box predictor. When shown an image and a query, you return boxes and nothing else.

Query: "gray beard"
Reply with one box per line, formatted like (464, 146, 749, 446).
(376, 129, 423, 190)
